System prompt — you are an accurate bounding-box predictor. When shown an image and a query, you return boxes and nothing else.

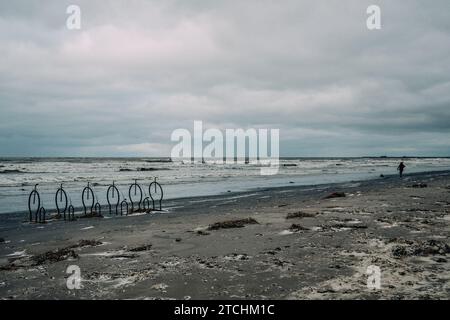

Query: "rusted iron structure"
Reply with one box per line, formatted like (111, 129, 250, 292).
(128, 179, 143, 212)
(106, 181, 120, 215)
(149, 178, 164, 211)
(55, 184, 68, 220)
(81, 182, 95, 215)
(27, 179, 163, 223)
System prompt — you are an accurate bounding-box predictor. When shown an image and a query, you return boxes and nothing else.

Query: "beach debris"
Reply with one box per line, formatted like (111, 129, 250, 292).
(262, 248, 282, 255)
(312, 223, 367, 232)
(289, 224, 309, 232)
(70, 239, 103, 248)
(151, 283, 169, 292)
(391, 239, 450, 258)
(286, 211, 316, 219)
(129, 244, 152, 252)
(411, 183, 428, 188)
(272, 258, 292, 268)
(278, 229, 295, 235)
(109, 253, 139, 259)
(324, 192, 346, 199)
(330, 223, 367, 230)
(32, 239, 103, 265)
(32, 248, 78, 265)
(223, 253, 250, 261)
(79, 211, 103, 219)
(0, 263, 22, 271)
(128, 207, 151, 215)
(0, 240, 103, 270)
(208, 218, 258, 230)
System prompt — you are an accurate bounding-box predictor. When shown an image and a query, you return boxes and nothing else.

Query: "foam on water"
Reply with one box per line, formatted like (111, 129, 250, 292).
(1, 157, 450, 214)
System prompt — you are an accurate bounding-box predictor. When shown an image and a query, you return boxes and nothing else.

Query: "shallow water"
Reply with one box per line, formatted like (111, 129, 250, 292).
(1, 157, 450, 214)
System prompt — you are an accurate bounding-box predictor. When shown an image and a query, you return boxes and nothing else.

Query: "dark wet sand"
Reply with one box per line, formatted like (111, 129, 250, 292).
(0, 171, 449, 300)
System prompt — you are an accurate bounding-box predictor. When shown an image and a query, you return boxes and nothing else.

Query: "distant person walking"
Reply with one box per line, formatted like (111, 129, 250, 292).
(397, 161, 406, 178)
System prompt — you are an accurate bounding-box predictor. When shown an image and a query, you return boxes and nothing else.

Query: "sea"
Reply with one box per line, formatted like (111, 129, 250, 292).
(1, 157, 450, 215)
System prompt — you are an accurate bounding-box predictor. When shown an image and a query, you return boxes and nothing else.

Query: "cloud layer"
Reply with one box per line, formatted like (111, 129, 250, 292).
(1, 0, 450, 156)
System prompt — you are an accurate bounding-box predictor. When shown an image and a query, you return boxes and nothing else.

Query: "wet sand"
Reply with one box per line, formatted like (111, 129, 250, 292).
(0, 171, 449, 300)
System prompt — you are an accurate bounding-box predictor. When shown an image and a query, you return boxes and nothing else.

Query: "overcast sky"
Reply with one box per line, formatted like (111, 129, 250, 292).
(1, 0, 449, 157)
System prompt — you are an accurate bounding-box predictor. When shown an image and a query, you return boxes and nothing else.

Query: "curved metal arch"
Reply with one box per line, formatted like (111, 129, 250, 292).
(149, 178, 164, 211)
(81, 182, 95, 215)
(55, 184, 68, 220)
(38, 207, 46, 224)
(106, 181, 120, 215)
(94, 202, 101, 216)
(128, 179, 143, 212)
(68, 205, 75, 221)
(28, 184, 40, 222)
(120, 199, 129, 216)
(143, 197, 151, 212)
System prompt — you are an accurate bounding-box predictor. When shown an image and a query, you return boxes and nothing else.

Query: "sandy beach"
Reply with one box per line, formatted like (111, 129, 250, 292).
(0, 170, 449, 300)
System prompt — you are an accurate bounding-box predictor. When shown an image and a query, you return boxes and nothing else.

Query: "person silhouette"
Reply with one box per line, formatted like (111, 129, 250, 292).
(397, 161, 406, 178)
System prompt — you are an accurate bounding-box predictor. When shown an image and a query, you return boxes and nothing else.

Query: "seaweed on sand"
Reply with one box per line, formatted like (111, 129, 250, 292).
(392, 239, 450, 258)
(289, 224, 309, 232)
(32, 248, 78, 265)
(129, 244, 153, 252)
(323, 192, 346, 199)
(286, 211, 316, 219)
(69, 239, 103, 248)
(208, 218, 258, 230)
(0, 239, 102, 270)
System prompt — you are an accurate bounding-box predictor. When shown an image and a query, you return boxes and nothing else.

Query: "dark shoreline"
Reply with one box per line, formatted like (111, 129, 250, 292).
(2, 169, 450, 222)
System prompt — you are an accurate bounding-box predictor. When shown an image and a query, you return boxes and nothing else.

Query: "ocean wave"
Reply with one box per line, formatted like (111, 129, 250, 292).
(119, 167, 170, 172)
(0, 169, 26, 174)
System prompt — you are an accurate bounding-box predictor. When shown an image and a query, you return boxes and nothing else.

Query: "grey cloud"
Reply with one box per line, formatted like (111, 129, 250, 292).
(0, 0, 450, 156)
